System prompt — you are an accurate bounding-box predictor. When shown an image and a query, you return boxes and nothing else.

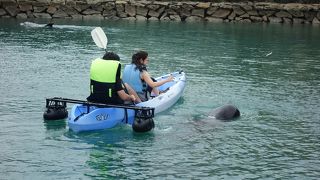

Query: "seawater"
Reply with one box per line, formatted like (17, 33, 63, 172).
(0, 18, 320, 179)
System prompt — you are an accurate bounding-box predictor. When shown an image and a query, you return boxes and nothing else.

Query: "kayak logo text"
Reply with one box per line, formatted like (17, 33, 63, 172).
(96, 114, 110, 121)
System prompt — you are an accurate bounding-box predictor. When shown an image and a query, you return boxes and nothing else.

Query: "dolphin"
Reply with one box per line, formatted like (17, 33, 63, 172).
(44, 22, 54, 28)
(208, 104, 240, 121)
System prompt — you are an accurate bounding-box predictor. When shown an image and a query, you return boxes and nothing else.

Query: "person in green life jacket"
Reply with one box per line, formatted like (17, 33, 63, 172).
(87, 52, 141, 104)
(122, 50, 174, 101)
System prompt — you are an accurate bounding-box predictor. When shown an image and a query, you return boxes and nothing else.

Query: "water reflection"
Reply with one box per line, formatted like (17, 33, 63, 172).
(43, 119, 66, 130)
(64, 127, 156, 179)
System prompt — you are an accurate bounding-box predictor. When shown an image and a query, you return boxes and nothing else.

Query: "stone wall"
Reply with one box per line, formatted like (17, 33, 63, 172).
(1, 0, 320, 24)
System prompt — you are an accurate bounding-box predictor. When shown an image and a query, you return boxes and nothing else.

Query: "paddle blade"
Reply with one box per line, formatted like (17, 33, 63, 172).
(91, 27, 108, 49)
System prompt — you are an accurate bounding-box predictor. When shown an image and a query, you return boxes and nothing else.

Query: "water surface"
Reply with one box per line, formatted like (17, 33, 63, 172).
(0, 18, 319, 179)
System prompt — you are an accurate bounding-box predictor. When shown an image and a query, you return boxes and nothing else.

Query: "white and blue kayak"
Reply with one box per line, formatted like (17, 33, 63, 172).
(67, 71, 186, 132)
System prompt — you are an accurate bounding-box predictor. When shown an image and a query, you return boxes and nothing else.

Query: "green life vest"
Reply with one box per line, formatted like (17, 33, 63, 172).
(87, 58, 121, 104)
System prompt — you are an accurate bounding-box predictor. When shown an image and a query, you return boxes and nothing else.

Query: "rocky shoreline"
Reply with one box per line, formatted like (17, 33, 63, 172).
(1, 0, 320, 24)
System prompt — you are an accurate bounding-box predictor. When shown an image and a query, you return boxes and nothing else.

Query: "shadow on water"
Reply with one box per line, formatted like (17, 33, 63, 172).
(63, 126, 156, 179)
(43, 119, 67, 130)
(63, 125, 155, 146)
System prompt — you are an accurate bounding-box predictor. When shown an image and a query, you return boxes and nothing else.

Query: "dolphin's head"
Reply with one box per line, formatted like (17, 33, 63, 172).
(209, 104, 240, 121)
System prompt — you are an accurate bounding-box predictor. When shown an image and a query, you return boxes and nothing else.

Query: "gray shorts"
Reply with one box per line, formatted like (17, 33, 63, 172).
(137, 92, 148, 102)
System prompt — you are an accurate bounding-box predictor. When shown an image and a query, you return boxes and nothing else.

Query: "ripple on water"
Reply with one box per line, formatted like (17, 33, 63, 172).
(1, 19, 320, 179)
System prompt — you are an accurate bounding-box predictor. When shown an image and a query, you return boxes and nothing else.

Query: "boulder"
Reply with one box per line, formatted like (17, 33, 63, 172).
(5, 5, 19, 17)
(83, 14, 104, 20)
(33, 6, 47, 13)
(136, 15, 147, 21)
(19, 4, 32, 12)
(258, 10, 275, 17)
(191, 8, 204, 18)
(33, 13, 52, 18)
(47, 6, 57, 14)
(136, 6, 148, 16)
(0, 9, 7, 16)
(269, 17, 282, 23)
(52, 9, 69, 18)
(275, 11, 292, 18)
(206, 17, 223, 22)
(16, 13, 27, 19)
(206, 6, 219, 16)
(312, 17, 320, 24)
(211, 8, 231, 18)
(169, 14, 181, 21)
(288, 10, 304, 18)
(125, 4, 136, 17)
(233, 7, 245, 16)
(196, 2, 210, 9)
(185, 16, 203, 22)
(293, 18, 304, 24)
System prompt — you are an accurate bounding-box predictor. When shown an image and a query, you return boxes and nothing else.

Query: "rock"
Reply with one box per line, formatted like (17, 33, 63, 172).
(136, 6, 148, 16)
(211, 8, 231, 18)
(5, 5, 19, 17)
(47, 6, 57, 14)
(136, 15, 147, 21)
(240, 13, 249, 18)
(192, 8, 204, 18)
(123, 16, 136, 20)
(258, 10, 275, 17)
(207, 6, 219, 16)
(148, 17, 159, 21)
(19, 4, 32, 12)
(33, 6, 46, 13)
(241, 4, 253, 11)
(283, 17, 292, 24)
(269, 17, 282, 23)
(125, 4, 136, 17)
(262, 15, 268, 22)
(288, 10, 304, 18)
(16, 13, 27, 19)
(283, 3, 304, 11)
(33, 13, 52, 18)
(71, 14, 83, 19)
(52, 9, 69, 18)
(102, 9, 117, 17)
(293, 18, 304, 24)
(206, 17, 223, 22)
(169, 14, 181, 21)
(196, 2, 211, 9)
(312, 17, 320, 24)
(250, 16, 263, 22)
(228, 11, 236, 20)
(305, 11, 317, 21)
(275, 11, 292, 18)
(247, 10, 258, 16)
(146, 4, 160, 11)
(83, 14, 104, 20)
(0, 9, 7, 16)
(233, 7, 245, 16)
(148, 10, 160, 18)
(82, 9, 101, 15)
(185, 16, 203, 22)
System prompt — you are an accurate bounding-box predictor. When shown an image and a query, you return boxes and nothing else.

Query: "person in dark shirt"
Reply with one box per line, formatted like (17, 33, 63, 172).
(87, 52, 141, 104)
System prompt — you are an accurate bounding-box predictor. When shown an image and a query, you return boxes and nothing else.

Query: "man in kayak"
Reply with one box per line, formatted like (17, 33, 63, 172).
(122, 51, 173, 101)
(87, 52, 141, 104)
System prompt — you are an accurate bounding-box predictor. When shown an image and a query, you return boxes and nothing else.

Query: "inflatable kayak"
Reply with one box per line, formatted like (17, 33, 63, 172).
(67, 71, 186, 132)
